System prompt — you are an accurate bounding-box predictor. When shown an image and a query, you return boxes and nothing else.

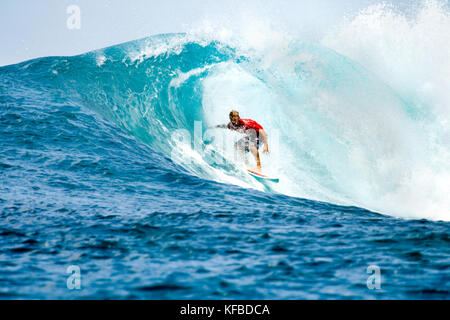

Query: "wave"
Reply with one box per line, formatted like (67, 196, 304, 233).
(2, 6, 449, 221)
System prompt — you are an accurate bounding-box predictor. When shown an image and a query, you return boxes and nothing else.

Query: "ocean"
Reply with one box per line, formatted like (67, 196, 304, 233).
(1, 3, 449, 299)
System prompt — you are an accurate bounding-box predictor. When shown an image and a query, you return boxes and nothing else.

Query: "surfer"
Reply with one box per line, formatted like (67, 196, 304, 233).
(213, 110, 269, 172)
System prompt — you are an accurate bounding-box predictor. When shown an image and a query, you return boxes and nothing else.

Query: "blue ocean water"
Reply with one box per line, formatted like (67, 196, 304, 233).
(0, 33, 449, 299)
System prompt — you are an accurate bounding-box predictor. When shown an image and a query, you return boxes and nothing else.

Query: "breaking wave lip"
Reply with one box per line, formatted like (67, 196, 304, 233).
(4, 5, 450, 222)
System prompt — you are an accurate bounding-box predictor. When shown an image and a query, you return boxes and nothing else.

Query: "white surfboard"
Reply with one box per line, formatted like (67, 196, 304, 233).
(247, 169, 279, 183)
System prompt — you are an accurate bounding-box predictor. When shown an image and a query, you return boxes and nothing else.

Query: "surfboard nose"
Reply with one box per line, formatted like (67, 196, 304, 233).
(247, 169, 279, 183)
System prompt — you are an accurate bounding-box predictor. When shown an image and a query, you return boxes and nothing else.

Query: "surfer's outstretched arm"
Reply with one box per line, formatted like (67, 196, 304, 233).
(211, 124, 228, 129)
(259, 129, 269, 153)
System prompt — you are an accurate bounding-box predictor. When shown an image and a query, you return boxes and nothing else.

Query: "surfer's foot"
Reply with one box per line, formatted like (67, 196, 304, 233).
(251, 166, 262, 173)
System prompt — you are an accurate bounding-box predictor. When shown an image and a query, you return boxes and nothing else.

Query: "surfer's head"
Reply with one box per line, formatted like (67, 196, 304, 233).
(229, 110, 240, 126)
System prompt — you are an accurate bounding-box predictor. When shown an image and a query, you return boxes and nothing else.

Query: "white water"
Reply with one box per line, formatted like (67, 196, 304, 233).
(321, 0, 450, 220)
(190, 1, 450, 221)
(113, 1, 450, 222)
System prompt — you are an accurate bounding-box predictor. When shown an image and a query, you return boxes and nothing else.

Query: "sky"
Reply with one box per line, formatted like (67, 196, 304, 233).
(0, 0, 413, 66)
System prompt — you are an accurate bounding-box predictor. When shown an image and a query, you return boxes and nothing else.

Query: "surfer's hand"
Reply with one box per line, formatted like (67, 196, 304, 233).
(263, 145, 269, 154)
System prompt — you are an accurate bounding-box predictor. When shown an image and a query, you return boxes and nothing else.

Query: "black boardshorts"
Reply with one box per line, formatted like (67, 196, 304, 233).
(235, 132, 261, 153)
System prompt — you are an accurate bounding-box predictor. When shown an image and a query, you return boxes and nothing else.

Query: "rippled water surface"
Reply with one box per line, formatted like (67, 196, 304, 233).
(1, 34, 449, 299)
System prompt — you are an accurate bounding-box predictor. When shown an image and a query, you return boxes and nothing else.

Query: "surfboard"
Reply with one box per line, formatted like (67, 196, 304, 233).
(247, 169, 279, 183)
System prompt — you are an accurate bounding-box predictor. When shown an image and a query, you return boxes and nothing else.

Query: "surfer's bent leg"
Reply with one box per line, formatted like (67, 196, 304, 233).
(249, 144, 261, 171)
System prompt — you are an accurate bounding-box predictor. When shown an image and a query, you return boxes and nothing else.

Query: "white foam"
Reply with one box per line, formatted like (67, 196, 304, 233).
(321, 0, 450, 221)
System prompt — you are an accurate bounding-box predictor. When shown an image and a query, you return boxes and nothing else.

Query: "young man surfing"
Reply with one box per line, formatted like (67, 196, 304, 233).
(213, 110, 269, 172)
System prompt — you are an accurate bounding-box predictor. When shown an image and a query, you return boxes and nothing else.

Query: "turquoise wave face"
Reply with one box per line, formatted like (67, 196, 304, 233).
(4, 33, 448, 221)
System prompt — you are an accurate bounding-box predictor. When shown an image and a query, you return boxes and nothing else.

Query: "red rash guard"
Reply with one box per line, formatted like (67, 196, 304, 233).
(227, 119, 263, 135)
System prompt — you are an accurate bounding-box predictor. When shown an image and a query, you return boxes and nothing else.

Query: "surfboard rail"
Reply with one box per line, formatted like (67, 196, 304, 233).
(247, 169, 279, 183)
